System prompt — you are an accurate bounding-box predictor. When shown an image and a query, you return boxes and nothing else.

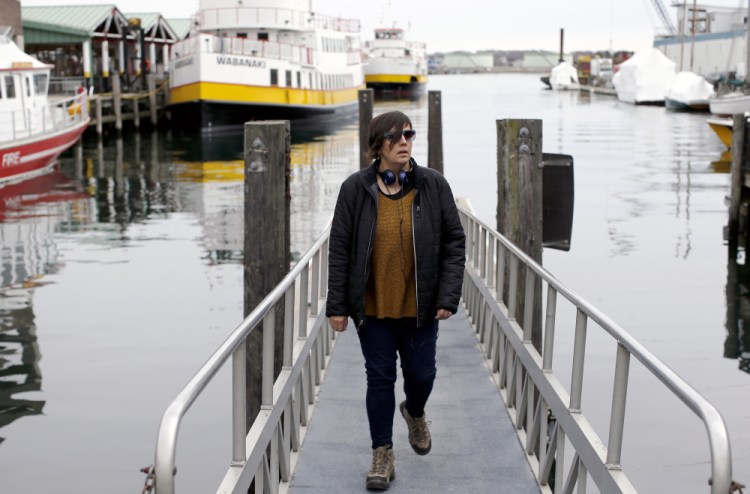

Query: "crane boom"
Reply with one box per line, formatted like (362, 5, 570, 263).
(650, 0, 677, 35)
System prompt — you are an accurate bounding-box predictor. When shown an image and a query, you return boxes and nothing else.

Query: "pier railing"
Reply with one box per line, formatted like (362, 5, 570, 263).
(152, 225, 333, 494)
(149, 204, 734, 493)
(459, 206, 733, 494)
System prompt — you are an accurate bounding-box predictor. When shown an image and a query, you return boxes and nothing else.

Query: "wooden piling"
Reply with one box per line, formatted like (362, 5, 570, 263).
(359, 89, 374, 170)
(133, 95, 140, 129)
(95, 97, 103, 136)
(428, 91, 444, 173)
(148, 74, 157, 126)
(728, 113, 746, 244)
(243, 120, 291, 428)
(497, 119, 543, 351)
(112, 73, 123, 132)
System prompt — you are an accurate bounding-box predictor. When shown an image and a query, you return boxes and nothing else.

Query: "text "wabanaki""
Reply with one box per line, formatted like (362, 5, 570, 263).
(216, 56, 267, 69)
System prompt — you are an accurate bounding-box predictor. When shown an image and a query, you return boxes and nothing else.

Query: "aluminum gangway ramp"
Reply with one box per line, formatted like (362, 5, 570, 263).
(288, 306, 541, 493)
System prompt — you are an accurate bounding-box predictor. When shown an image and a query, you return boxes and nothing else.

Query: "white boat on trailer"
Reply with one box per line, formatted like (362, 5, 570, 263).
(168, 0, 365, 131)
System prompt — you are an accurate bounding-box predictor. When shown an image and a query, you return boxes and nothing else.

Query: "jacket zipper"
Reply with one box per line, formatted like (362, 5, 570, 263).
(412, 191, 421, 326)
(360, 183, 378, 328)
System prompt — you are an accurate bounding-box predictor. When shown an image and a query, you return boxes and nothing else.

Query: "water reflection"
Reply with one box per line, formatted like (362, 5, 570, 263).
(0, 170, 94, 443)
(726, 245, 750, 374)
(711, 149, 732, 174)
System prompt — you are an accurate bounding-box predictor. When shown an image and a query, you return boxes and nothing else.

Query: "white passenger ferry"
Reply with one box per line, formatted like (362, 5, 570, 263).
(168, 0, 365, 131)
(363, 27, 427, 98)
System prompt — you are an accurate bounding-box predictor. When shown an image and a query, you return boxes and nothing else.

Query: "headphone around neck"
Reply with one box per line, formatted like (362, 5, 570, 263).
(376, 158, 414, 186)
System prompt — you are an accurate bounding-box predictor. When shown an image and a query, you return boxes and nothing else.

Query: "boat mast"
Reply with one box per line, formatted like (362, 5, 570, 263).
(747, 0, 750, 86)
(690, 0, 697, 72)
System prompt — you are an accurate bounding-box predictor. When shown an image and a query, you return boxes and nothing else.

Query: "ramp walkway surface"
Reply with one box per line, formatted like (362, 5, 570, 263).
(289, 306, 542, 493)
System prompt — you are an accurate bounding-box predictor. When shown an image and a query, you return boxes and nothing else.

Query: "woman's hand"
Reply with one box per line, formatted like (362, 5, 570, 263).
(435, 309, 453, 320)
(329, 315, 349, 332)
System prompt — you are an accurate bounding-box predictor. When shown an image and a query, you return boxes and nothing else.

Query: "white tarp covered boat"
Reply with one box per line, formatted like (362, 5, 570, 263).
(665, 71, 715, 111)
(549, 61, 579, 90)
(613, 48, 676, 104)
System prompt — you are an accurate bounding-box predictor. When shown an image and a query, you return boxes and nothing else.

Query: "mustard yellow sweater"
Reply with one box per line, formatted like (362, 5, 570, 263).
(365, 189, 417, 319)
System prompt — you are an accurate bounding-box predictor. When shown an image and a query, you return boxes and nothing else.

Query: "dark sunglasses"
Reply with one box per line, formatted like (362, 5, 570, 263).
(384, 129, 417, 142)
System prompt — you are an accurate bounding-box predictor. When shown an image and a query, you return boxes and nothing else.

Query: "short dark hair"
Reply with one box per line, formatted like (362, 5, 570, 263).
(367, 111, 413, 160)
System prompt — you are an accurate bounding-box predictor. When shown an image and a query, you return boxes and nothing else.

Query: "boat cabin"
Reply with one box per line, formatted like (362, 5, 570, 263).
(0, 35, 51, 139)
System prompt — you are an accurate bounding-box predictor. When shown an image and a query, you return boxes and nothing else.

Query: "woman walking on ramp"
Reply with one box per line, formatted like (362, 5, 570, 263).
(326, 110, 466, 490)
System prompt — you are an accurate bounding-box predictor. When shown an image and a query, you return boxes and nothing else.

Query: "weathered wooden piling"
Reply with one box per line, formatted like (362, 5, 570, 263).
(359, 89, 374, 170)
(148, 74, 158, 126)
(497, 119, 543, 350)
(728, 113, 746, 244)
(95, 97, 103, 136)
(428, 91, 444, 173)
(112, 73, 123, 132)
(243, 120, 291, 427)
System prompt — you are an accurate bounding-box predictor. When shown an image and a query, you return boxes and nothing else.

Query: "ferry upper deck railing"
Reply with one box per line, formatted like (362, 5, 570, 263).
(198, 6, 360, 33)
(458, 205, 733, 493)
(151, 225, 333, 494)
(172, 34, 318, 67)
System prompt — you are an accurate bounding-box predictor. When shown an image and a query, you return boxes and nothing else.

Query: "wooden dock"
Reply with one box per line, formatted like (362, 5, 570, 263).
(89, 74, 170, 135)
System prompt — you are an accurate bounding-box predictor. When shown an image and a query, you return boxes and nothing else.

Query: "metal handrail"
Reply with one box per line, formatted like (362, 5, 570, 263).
(458, 205, 733, 493)
(153, 225, 331, 493)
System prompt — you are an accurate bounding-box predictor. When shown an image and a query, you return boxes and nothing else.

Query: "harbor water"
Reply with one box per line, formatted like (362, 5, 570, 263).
(0, 73, 747, 493)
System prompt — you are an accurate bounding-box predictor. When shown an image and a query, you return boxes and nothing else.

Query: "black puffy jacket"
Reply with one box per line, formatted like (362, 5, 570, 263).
(326, 159, 466, 328)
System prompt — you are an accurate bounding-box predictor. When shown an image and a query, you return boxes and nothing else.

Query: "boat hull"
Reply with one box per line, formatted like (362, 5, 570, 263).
(706, 117, 733, 148)
(168, 100, 358, 133)
(709, 93, 750, 116)
(364, 76, 427, 99)
(665, 98, 709, 112)
(0, 119, 89, 186)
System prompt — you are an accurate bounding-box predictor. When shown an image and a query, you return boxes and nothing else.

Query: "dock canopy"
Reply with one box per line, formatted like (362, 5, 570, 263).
(22, 5, 179, 92)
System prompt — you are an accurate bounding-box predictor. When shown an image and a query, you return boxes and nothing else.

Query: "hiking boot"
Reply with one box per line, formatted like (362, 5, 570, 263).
(366, 446, 395, 491)
(400, 401, 431, 455)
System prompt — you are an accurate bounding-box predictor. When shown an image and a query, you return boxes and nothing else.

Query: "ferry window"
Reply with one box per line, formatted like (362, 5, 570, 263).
(308, 73, 313, 89)
(237, 33, 247, 39)
(297, 71, 301, 88)
(33, 74, 48, 96)
(5, 76, 15, 98)
(270, 68, 278, 86)
(285, 70, 292, 87)
(25, 77, 31, 97)
(258, 32, 269, 41)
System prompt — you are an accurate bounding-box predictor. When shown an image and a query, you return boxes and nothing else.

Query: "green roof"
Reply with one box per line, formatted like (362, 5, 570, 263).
(22, 5, 122, 36)
(125, 13, 178, 41)
(166, 18, 192, 40)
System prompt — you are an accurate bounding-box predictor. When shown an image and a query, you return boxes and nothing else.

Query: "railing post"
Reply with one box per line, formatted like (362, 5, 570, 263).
(232, 343, 247, 465)
(569, 309, 588, 412)
(606, 343, 630, 468)
(262, 307, 276, 408)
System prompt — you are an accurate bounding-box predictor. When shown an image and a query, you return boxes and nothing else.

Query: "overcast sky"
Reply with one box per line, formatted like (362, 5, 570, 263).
(18, 0, 747, 53)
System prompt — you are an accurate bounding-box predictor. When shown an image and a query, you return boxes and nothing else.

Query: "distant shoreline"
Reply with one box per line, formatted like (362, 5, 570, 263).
(430, 66, 549, 75)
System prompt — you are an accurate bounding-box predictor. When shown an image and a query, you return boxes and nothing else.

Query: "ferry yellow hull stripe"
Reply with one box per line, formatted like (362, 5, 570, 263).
(365, 74, 428, 84)
(170, 82, 363, 107)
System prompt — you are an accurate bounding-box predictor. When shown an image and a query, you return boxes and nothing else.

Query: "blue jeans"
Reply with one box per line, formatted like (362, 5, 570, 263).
(357, 316, 439, 449)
